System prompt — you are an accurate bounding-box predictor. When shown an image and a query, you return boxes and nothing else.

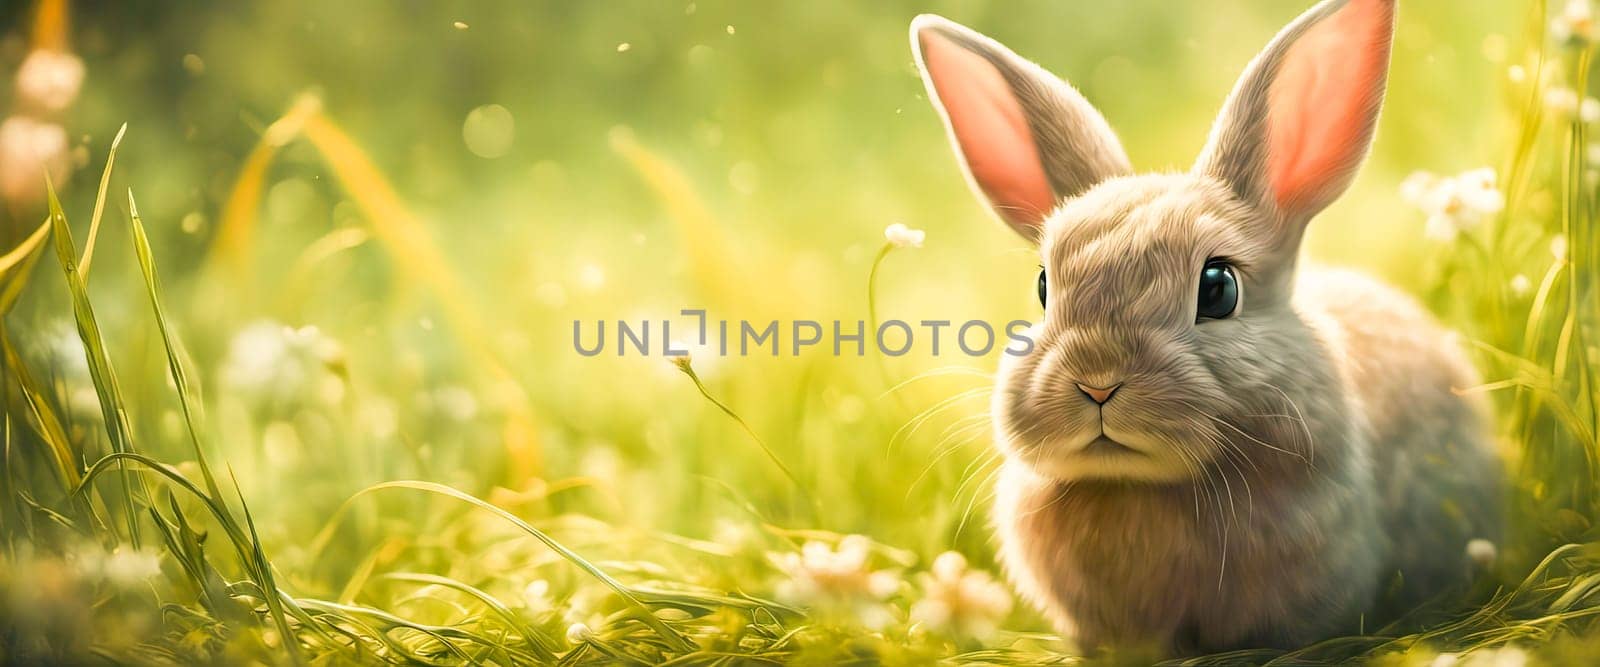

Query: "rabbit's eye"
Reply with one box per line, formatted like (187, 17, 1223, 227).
(1037, 269, 1048, 307)
(1196, 260, 1239, 320)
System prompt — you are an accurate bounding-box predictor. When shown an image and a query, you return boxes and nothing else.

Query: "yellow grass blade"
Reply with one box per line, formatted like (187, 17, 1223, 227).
(209, 95, 322, 277)
(78, 123, 127, 281)
(29, 0, 68, 51)
(609, 129, 751, 311)
(297, 109, 542, 478)
(0, 218, 50, 280)
(213, 95, 542, 478)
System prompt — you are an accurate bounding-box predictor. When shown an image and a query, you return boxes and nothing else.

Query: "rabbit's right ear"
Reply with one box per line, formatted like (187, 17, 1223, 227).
(912, 15, 1131, 243)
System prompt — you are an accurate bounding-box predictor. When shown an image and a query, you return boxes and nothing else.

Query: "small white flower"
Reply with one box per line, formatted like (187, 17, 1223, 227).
(1510, 274, 1532, 296)
(1508, 65, 1528, 84)
(1462, 646, 1529, 667)
(769, 535, 902, 628)
(910, 551, 1013, 640)
(1552, 234, 1570, 261)
(100, 548, 162, 589)
(1400, 171, 1439, 205)
(1423, 214, 1460, 242)
(418, 385, 479, 422)
(522, 580, 553, 614)
(221, 321, 347, 412)
(884, 222, 926, 249)
(1454, 168, 1506, 213)
(565, 622, 593, 643)
(1547, 87, 1581, 116)
(0, 116, 71, 206)
(1553, 0, 1597, 47)
(1545, 87, 1600, 122)
(14, 49, 85, 112)
(1405, 168, 1504, 242)
(1466, 538, 1498, 569)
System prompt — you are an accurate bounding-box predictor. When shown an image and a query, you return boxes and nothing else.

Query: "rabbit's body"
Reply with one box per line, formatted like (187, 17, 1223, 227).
(994, 265, 1497, 651)
(910, 0, 1502, 652)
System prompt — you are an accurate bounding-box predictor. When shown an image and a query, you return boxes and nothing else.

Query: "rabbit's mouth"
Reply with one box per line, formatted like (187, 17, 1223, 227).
(1078, 435, 1146, 457)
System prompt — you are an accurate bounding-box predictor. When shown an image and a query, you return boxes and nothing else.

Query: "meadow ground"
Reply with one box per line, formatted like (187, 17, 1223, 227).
(3, 0, 1600, 664)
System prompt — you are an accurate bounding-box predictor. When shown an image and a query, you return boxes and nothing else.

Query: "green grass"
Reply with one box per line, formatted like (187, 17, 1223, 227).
(3, 0, 1600, 664)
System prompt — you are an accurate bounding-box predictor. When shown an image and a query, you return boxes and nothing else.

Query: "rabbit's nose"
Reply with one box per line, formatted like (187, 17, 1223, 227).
(1075, 383, 1121, 405)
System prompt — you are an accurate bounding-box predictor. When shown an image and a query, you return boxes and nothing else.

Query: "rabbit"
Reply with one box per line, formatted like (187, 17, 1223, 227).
(909, 0, 1502, 654)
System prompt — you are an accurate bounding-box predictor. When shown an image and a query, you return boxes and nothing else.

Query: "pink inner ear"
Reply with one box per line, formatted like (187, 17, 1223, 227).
(1266, 0, 1394, 214)
(919, 29, 1056, 231)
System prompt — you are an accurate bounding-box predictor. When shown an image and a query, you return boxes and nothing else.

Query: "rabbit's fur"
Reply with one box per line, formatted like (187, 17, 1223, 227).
(911, 0, 1501, 653)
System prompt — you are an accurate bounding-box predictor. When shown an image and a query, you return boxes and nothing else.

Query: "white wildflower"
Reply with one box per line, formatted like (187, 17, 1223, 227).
(1466, 538, 1498, 569)
(1400, 171, 1439, 205)
(1552, 234, 1570, 261)
(1461, 645, 1529, 667)
(1547, 87, 1580, 116)
(1553, 0, 1597, 47)
(884, 222, 926, 249)
(0, 116, 71, 206)
(910, 551, 1013, 640)
(1510, 274, 1532, 297)
(14, 49, 85, 112)
(220, 321, 347, 411)
(1432, 653, 1461, 667)
(99, 548, 162, 589)
(1509, 65, 1528, 84)
(770, 535, 902, 628)
(418, 385, 479, 422)
(1546, 86, 1600, 122)
(712, 518, 760, 552)
(1404, 168, 1504, 242)
(522, 580, 553, 614)
(565, 622, 593, 643)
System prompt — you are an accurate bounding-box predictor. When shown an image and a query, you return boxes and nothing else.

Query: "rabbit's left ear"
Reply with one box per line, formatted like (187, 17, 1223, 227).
(1194, 0, 1396, 235)
(912, 15, 1131, 242)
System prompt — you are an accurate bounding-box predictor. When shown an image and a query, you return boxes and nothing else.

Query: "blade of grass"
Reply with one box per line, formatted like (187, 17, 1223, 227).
(376, 572, 560, 661)
(126, 190, 223, 501)
(47, 176, 145, 546)
(317, 479, 696, 653)
(78, 123, 127, 281)
(0, 327, 80, 488)
(227, 465, 303, 665)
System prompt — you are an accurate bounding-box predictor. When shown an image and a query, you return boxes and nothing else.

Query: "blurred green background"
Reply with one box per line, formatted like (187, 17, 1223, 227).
(0, 1, 1571, 662)
(0, 0, 1531, 586)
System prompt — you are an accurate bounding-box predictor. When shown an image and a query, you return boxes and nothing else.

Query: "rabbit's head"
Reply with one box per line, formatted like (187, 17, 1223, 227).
(912, 0, 1395, 481)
